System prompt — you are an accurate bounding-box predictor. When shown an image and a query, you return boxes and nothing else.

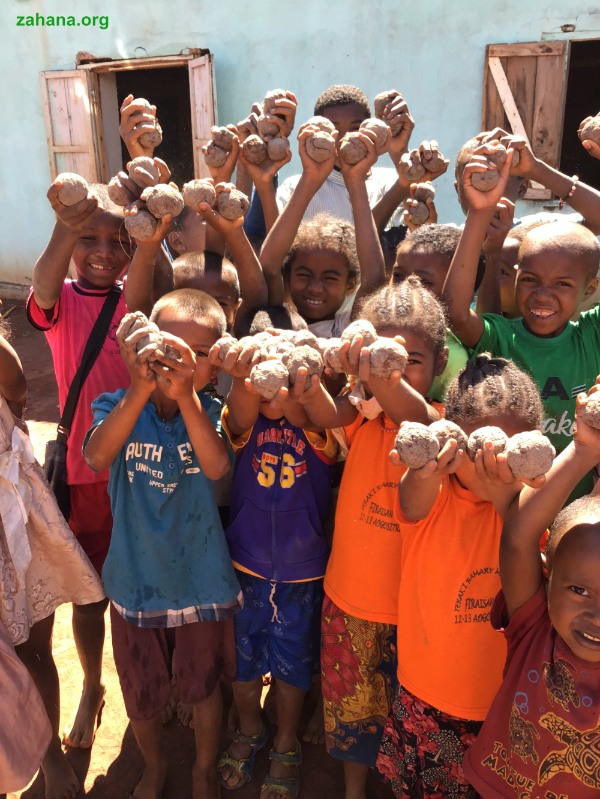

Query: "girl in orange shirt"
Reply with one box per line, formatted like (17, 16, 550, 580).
(299, 277, 448, 799)
(377, 354, 546, 799)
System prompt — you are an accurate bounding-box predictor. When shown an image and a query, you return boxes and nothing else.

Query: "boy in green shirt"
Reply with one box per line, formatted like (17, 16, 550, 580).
(442, 135, 600, 500)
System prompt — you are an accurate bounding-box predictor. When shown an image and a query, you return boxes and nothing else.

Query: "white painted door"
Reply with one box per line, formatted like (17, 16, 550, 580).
(188, 54, 217, 179)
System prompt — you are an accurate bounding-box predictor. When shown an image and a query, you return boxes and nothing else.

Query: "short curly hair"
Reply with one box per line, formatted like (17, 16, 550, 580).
(314, 85, 371, 118)
(401, 224, 486, 292)
(546, 493, 600, 570)
(282, 213, 360, 284)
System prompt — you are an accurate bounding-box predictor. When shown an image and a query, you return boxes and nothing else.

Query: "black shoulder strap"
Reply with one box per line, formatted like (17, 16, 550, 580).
(57, 285, 122, 444)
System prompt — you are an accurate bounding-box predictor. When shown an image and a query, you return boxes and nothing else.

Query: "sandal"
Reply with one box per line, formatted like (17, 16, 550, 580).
(217, 723, 269, 790)
(261, 744, 302, 799)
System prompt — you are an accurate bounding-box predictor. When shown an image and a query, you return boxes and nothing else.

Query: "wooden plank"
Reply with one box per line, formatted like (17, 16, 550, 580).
(46, 76, 72, 146)
(524, 187, 552, 200)
(51, 145, 90, 153)
(40, 72, 58, 180)
(489, 42, 565, 57)
(87, 70, 109, 182)
(505, 56, 537, 142)
(488, 57, 530, 141)
(531, 49, 569, 169)
(78, 56, 193, 73)
(483, 53, 508, 131)
(188, 54, 216, 179)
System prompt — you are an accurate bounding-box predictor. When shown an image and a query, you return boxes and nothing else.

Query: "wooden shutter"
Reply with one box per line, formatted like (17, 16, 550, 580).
(482, 42, 569, 200)
(39, 70, 100, 182)
(188, 54, 217, 179)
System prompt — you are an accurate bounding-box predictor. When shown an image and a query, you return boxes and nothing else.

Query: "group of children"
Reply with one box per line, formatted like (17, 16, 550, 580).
(2, 82, 600, 799)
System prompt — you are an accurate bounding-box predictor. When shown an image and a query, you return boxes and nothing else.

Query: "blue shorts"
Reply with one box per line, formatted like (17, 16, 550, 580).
(233, 569, 324, 691)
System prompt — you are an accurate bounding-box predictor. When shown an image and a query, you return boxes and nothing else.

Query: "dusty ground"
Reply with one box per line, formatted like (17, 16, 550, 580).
(6, 300, 394, 799)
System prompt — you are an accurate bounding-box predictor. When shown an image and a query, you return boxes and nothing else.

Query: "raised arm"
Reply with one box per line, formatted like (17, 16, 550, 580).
(475, 199, 515, 316)
(394, 438, 463, 521)
(33, 181, 99, 308)
(442, 144, 514, 348)
(124, 215, 173, 317)
(0, 337, 27, 418)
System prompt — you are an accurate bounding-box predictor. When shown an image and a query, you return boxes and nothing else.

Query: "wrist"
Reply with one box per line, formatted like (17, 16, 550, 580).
(128, 380, 154, 403)
(54, 219, 82, 241)
(178, 390, 201, 413)
(522, 156, 544, 181)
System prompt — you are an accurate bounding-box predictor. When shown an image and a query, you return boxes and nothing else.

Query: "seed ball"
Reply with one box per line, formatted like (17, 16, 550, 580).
(306, 131, 336, 162)
(341, 320, 378, 348)
(487, 144, 507, 167)
(137, 120, 163, 149)
(128, 157, 160, 188)
(263, 89, 288, 116)
(314, 338, 329, 358)
(374, 91, 403, 136)
(582, 393, 600, 429)
(323, 339, 344, 373)
(127, 311, 150, 335)
(145, 185, 184, 219)
(136, 326, 166, 356)
(423, 150, 446, 173)
(242, 135, 268, 165)
(499, 137, 520, 168)
(406, 201, 429, 225)
(267, 137, 289, 162)
(107, 176, 132, 207)
(288, 346, 324, 391)
(267, 338, 295, 366)
(212, 127, 236, 152)
(237, 336, 263, 358)
(217, 189, 250, 220)
(360, 118, 389, 148)
(56, 173, 89, 206)
(414, 183, 435, 203)
(429, 420, 468, 458)
(471, 167, 500, 192)
(284, 330, 319, 349)
(340, 133, 368, 165)
(251, 359, 289, 399)
(182, 179, 216, 211)
(257, 114, 280, 138)
(401, 151, 426, 181)
(124, 209, 158, 240)
(394, 422, 440, 469)
(204, 143, 228, 168)
(253, 331, 276, 347)
(506, 432, 556, 479)
(215, 337, 238, 361)
(467, 426, 508, 461)
(579, 117, 600, 146)
(368, 339, 408, 378)
(306, 116, 336, 134)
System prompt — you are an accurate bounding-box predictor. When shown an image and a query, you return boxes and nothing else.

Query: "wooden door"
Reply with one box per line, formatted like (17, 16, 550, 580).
(188, 54, 217, 179)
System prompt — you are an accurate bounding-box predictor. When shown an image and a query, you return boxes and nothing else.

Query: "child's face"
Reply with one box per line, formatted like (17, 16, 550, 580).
(548, 523, 600, 662)
(289, 247, 355, 322)
(377, 327, 447, 398)
(500, 238, 519, 318)
(73, 209, 130, 289)
(321, 103, 370, 167)
(515, 246, 596, 338)
(168, 212, 205, 256)
(155, 310, 222, 392)
(393, 244, 449, 299)
(173, 269, 241, 333)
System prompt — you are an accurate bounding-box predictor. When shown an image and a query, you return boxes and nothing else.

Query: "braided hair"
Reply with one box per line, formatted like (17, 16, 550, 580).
(357, 275, 447, 356)
(445, 353, 544, 427)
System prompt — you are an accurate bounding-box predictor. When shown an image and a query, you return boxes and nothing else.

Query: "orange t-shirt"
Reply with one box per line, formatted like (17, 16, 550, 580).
(324, 412, 406, 625)
(395, 475, 506, 721)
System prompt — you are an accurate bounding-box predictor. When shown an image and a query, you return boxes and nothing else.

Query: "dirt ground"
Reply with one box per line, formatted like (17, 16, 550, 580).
(6, 300, 395, 799)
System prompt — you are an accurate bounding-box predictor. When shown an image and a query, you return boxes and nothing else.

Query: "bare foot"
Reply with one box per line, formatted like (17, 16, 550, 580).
(132, 757, 168, 799)
(260, 739, 299, 799)
(177, 700, 195, 729)
(162, 695, 176, 724)
(192, 762, 220, 799)
(41, 746, 79, 799)
(303, 695, 325, 745)
(63, 683, 106, 748)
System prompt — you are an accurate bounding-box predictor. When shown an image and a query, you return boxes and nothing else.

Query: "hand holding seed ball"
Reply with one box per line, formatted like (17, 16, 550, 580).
(400, 149, 426, 182)
(394, 422, 440, 470)
(505, 432, 555, 480)
(306, 129, 337, 163)
(214, 336, 239, 362)
(129, 98, 163, 149)
(360, 119, 389, 150)
(339, 133, 368, 165)
(242, 135, 268, 165)
(124, 209, 158, 241)
(374, 91, 405, 137)
(182, 179, 216, 212)
(55, 173, 89, 206)
(467, 426, 508, 460)
(404, 182, 436, 228)
(250, 359, 289, 399)
(419, 141, 448, 177)
(142, 184, 184, 219)
(128, 157, 160, 188)
(119, 95, 160, 159)
(267, 137, 290, 162)
(429, 420, 468, 461)
(579, 114, 600, 160)
(341, 320, 378, 348)
(367, 339, 408, 379)
(287, 346, 324, 391)
(323, 339, 345, 374)
(215, 183, 250, 220)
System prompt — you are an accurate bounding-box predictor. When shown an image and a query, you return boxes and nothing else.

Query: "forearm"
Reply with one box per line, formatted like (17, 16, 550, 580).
(398, 470, 441, 521)
(178, 393, 231, 479)
(528, 160, 600, 234)
(371, 379, 439, 428)
(372, 180, 410, 235)
(0, 340, 26, 416)
(84, 385, 150, 472)
(303, 389, 358, 430)
(151, 245, 174, 304)
(236, 161, 253, 199)
(253, 180, 280, 233)
(279, 400, 324, 433)
(347, 181, 385, 300)
(125, 242, 161, 317)
(225, 378, 261, 436)
(441, 210, 490, 347)
(226, 228, 268, 317)
(476, 252, 503, 315)
(32, 222, 78, 308)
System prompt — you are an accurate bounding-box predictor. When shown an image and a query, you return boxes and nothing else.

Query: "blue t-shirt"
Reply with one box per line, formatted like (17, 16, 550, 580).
(85, 389, 240, 616)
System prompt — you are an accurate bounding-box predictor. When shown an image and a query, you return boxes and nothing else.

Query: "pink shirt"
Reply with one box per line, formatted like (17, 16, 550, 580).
(463, 587, 600, 798)
(27, 280, 130, 485)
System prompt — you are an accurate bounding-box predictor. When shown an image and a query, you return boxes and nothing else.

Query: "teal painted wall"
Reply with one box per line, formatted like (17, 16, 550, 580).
(2, 0, 599, 288)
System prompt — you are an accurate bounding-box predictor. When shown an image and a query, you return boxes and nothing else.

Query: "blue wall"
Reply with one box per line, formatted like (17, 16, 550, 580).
(1, 0, 599, 288)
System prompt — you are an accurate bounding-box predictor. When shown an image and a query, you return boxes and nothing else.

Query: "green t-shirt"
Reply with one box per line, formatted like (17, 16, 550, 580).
(429, 330, 469, 402)
(472, 307, 600, 501)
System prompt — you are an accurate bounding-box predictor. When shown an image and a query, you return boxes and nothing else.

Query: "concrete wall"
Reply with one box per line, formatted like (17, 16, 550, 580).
(2, 0, 600, 292)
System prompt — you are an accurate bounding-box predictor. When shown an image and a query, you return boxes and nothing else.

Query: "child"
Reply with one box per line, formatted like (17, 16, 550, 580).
(0, 322, 104, 799)
(213, 332, 338, 799)
(377, 354, 546, 798)
(297, 278, 448, 799)
(442, 137, 600, 501)
(463, 387, 600, 797)
(83, 289, 241, 799)
(167, 205, 207, 256)
(28, 179, 144, 749)
(260, 123, 386, 337)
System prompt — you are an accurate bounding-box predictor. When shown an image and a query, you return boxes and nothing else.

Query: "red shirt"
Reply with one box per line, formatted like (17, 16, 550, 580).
(463, 587, 600, 798)
(27, 280, 130, 485)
